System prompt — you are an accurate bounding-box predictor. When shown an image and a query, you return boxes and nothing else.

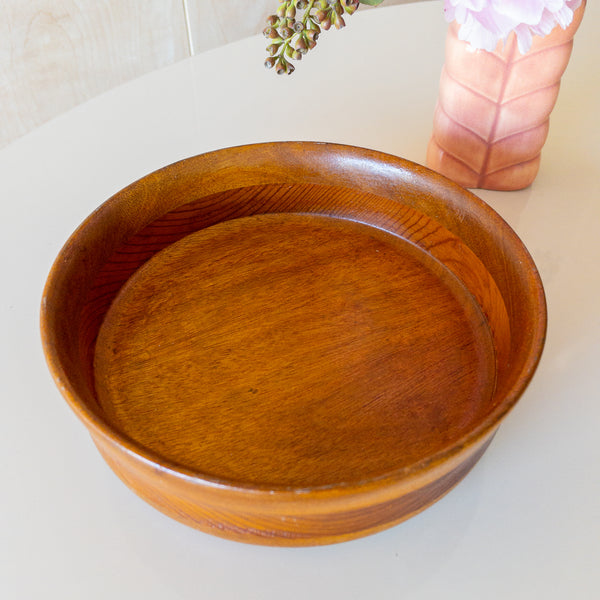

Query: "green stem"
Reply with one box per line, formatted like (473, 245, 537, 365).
(303, 0, 317, 25)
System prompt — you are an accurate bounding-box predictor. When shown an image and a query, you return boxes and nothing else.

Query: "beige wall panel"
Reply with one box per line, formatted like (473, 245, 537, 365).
(186, 0, 423, 54)
(185, 0, 270, 53)
(0, 0, 188, 148)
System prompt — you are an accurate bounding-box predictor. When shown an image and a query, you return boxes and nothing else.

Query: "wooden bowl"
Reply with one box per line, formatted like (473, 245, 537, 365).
(41, 142, 546, 546)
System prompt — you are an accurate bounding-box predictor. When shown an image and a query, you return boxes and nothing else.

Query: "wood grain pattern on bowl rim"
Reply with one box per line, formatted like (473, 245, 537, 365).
(40, 141, 547, 545)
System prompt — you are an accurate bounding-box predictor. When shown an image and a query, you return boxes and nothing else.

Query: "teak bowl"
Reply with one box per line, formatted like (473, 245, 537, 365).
(41, 142, 546, 546)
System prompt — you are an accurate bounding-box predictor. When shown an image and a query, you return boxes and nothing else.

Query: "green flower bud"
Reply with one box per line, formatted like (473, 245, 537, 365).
(295, 36, 308, 51)
(265, 0, 360, 76)
(314, 10, 327, 23)
(332, 12, 345, 29)
(276, 58, 287, 75)
(341, 0, 359, 15)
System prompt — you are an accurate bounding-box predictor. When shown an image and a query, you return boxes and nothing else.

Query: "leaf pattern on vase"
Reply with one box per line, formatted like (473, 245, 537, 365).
(427, 2, 585, 191)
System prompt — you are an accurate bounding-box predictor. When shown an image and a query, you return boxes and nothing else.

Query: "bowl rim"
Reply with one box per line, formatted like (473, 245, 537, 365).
(40, 141, 547, 496)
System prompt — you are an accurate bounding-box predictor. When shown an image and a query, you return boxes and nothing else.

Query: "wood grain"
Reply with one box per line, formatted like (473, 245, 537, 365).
(96, 431, 494, 544)
(94, 213, 496, 488)
(0, 0, 188, 148)
(41, 142, 547, 545)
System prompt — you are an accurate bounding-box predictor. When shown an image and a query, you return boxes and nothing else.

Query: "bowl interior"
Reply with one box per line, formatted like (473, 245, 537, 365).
(93, 211, 497, 487)
(41, 143, 546, 490)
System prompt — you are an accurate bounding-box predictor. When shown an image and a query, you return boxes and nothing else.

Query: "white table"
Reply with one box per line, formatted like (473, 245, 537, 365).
(2, 2, 598, 598)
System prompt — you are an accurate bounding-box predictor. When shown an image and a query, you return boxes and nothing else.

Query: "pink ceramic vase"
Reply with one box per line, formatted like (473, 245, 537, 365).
(426, 1, 586, 191)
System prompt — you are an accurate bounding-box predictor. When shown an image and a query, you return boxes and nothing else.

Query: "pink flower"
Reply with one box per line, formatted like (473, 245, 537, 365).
(443, 0, 582, 53)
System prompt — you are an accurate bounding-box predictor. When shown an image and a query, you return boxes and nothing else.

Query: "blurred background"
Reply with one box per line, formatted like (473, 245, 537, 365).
(0, 0, 421, 149)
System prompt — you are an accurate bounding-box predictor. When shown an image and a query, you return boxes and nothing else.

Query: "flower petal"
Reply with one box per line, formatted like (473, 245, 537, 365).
(514, 23, 533, 54)
(492, 0, 546, 26)
(446, 0, 582, 52)
(552, 5, 574, 28)
(457, 14, 501, 51)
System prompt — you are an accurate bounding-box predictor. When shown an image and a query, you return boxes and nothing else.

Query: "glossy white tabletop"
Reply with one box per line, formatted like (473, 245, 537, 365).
(2, 2, 598, 598)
